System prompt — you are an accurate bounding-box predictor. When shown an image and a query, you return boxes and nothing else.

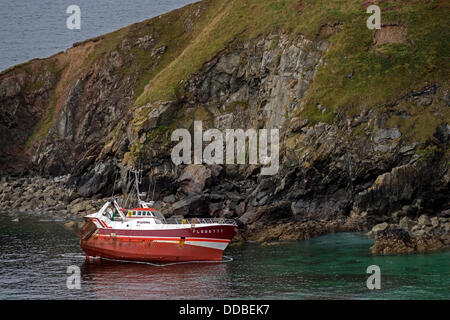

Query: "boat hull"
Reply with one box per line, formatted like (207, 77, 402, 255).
(80, 224, 236, 262)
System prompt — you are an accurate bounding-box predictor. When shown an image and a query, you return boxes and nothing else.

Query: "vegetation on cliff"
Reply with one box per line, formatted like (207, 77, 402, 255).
(1, 0, 448, 162)
(0, 0, 449, 253)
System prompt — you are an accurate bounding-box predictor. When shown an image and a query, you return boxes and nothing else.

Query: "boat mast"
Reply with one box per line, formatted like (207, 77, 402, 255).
(130, 166, 154, 208)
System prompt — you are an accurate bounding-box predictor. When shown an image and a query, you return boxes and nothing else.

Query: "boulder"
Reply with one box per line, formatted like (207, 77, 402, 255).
(418, 214, 432, 226)
(215, 53, 241, 75)
(238, 207, 259, 225)
(373, 128, 401, 144)
(208, 202, 222, 216)
(162, 194, 176, 204)
(372, 222, 389, 234)
(431, 217, 439, 227)
(412, 229, 426, 237)
(415, 236, 444, 253)
(392, 210, 405, 223)
(209, 164, 223, 177)
(178, 165, 212, 194)
(253, 201, 293, 224)
(401, 205, 417, 217)
(439, 209, 450, 217)
(64, 221, 78, 229)
(370, 227, 414, 255)
(69, 202, 87, 214)
(235, 201, 246, 216)
(443, 222, 450, 232)
(171, 194, 207, 216)
(399, 217, 416, 231)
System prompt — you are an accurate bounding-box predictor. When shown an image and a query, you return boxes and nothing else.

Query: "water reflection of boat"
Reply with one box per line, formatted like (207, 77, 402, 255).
(80, 259, 233, 299)
(78, 169, 238, 262)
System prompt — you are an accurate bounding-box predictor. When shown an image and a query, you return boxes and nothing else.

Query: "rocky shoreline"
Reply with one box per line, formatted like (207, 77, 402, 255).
(0, 175, 108, 220)
(2, 174, 449, 255)
(0, 0, 448, 262)
(369, 214, 450, 255)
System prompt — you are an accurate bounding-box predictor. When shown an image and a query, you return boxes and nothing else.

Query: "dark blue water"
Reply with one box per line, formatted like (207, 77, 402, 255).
(0, 213, 449, 299)
(0, 0, 196, 71)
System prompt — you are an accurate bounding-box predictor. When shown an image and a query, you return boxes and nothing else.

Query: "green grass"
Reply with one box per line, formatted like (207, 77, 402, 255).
(128, 0, 449, 160)
(133, 0, 448, 118)
(416, 145, 440, 163)
(298, 0, 448, 116)
(7, 0, 449, 119)
(135, 0, 350, 106)
(3, 0, 449, 159)
(24, 97, 57, 148)
(386, 102, 450, 143)
(1, 57, 64, 150)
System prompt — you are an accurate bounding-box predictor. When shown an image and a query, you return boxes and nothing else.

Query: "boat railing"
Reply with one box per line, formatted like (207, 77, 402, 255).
(165, 217, 237, 226)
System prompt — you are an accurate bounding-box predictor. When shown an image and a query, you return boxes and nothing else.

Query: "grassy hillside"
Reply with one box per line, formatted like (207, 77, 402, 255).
(1, 0, 449, 163)
(89, 0, 450, 155)
(133, 0, 449, 113)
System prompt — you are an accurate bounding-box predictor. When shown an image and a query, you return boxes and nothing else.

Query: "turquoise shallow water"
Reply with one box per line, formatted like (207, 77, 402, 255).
(0, 213, 449, 299)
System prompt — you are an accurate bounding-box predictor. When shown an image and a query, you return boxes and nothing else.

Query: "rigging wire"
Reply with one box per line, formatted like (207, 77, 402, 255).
(111, 171, 119, 198)
(62, 254, 234, 267)
(90, 255, 234, 267)
(151, 176, 156, 201)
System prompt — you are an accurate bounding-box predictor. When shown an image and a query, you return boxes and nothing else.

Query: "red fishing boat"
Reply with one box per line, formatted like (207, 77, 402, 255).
(78, 170, 238, 262)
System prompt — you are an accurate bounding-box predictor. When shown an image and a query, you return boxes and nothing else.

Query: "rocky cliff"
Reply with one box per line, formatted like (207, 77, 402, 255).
(0, 0, 449, 253)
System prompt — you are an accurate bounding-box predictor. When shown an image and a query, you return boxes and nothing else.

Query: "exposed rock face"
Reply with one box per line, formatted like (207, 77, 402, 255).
(184, 34, 327, 131)
(239, 215, 367, 244)
(0, 2, 448, 256)
(371, 222, 389, 234)
(399, 216, 416, 230)
(369, 211, 450, 255)
(371, 225, 450, 255)
(0, 175, 105, 217)
(355, 162, 428, 216)
(0, 60, 59, 171)
(32, 50, 136, 176)
(74, 159, 119, 198)
(178, 164, 212, 194)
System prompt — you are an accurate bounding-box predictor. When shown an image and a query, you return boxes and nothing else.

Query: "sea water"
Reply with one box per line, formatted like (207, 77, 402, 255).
(0, 0, 196, 71)
(0, 213, 448, 299)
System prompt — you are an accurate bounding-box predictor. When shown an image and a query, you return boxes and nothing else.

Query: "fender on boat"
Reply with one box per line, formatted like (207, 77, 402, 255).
(77, 220, 97, 241)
